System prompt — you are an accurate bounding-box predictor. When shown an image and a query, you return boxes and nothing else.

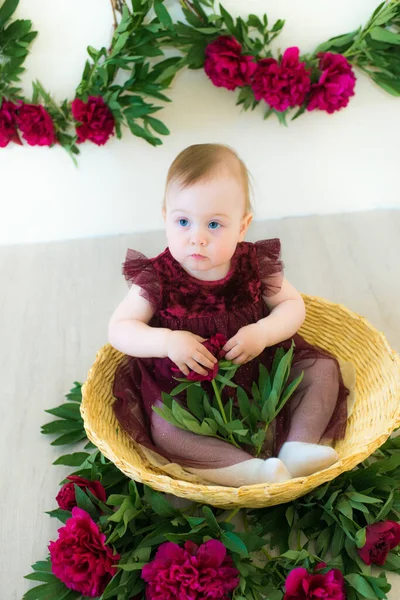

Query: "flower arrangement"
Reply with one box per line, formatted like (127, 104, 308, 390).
(1, 0, 399, 159)
(154, 335, 303, 456)
(23, 382, 400, 600)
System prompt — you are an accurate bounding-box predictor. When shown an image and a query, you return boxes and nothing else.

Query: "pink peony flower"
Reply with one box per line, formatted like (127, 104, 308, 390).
(56, 475, 107, 511)
(48, 507, 119, 597)
(284, 566, 346, 600)
(307, 52, 356, 114)
(251, 47, 311, 112)
(142, 539, 240, 600)
(358, 521, 400, 566)
(172, 333, 228, 382)
(204, 36, 257, 91)
(15, 103, 56, 146)
(0, 100, 20, 147)
(71, 96, 115, 145)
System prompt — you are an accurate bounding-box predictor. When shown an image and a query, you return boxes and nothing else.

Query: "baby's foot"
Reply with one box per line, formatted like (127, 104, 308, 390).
(188, 457, 291, 487)
(278, 441, 339, 478)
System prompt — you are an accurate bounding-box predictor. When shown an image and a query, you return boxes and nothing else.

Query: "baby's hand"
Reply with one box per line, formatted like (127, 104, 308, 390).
(167, 330, 217, 376)
(223, 323, 267, 365)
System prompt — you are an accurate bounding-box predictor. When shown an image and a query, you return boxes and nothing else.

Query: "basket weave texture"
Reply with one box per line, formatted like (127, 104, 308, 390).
(81, 295, 400, 509)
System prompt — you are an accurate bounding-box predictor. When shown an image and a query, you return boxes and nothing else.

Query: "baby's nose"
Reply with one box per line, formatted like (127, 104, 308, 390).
(190, 231, 207, 246)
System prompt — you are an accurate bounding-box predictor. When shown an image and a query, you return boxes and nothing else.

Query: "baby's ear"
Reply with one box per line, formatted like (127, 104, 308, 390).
(239, 213, 253, 240)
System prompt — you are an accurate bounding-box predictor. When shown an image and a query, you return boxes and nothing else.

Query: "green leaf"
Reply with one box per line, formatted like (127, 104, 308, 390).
(41, 419, 83, 434)
(154, 0, 173, 28)
(271, 347, 285, 380)
(118, 561, 147, 571)
(372, 75, 400, 97)
(202, 505, 221, 534)
(355, 527, 367, 549)
(186, 385, 205, 421)
(346, 492, 382, 504)
(45, 403, 82, 421)
(369, 27, 400, 45)
(53, 452, 90, 466)
(146, 115, 170, 135)
(45, 509, 72, 524)
(144, 486, 177, 517)
(111, 31, 130, 55)
(237, 386, 251, 420)
(30, 561, 52, 573)
(170, 381, 193, 396)
(316, 527, 332, 555)
(0, 0, 19, 29)
(276, 371, 304, 413)
(74, 485, 98, 520)
(258, 363, 271, 401)
(215, 373, 237, 388)
(50, 430, 87, 446)
(271, 18, 285, 33)
(271, 343, 293, 399)
(337, 497, 353, 520)
(331, 526, 345, 557)
(345, 574, 377, 599)
(65, 382, 82, 402)
(221, 532, 249, 557)
(24, 572, 57, 583)
(22, 581, 72, 600)
(219, 4, 237, 36)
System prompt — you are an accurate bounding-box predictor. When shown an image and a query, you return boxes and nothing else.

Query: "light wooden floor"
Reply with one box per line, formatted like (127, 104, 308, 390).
(1, 209, 400, 599)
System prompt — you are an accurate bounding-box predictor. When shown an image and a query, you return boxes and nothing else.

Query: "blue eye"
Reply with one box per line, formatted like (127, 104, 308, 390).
(208, 221, 220, 230)
(178, 218, 189, 227)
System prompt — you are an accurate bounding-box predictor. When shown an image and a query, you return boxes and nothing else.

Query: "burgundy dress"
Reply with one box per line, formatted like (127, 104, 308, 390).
(113, 239, 348, 469)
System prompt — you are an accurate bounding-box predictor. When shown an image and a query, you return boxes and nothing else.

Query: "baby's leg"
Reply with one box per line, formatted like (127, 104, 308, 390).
(151, 401, 291, 486)
(278, 358, 340, 477)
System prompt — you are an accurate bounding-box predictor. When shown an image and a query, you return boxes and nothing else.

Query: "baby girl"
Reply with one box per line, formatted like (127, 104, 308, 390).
(109, 143, 348, 487)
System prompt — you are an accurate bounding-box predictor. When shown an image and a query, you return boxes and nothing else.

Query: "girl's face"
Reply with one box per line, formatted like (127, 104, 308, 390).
(164, 171, 252, 281)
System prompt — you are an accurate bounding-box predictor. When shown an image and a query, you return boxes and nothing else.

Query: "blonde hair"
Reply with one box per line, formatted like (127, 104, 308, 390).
(164, 143, 253, 213)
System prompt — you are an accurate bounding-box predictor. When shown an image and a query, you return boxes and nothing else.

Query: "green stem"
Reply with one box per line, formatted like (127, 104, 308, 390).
(212, 379, 228, 424)
(225, 507, 241, 523)
(211, 379, 240, 449)
(261, 547, 273, 560)
(243, 510, 249, 532)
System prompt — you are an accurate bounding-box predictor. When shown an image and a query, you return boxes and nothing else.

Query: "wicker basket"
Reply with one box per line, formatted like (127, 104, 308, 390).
(81, 295, 400, 509)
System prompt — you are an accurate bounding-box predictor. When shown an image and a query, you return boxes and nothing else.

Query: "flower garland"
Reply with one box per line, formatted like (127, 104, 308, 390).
(23, 382, 400, 600)
(0, 0, 399, 159)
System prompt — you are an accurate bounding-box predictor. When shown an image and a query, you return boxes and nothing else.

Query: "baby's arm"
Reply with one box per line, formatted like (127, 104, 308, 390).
(108, 285, 216, 375)
(109, 284, 170, 357)
(223, 278, 305, 363)
(258, 278, 306, 345)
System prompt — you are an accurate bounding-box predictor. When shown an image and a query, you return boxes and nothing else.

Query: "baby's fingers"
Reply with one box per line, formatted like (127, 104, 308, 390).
(193, 350, 215, 370)
(224, 343, 242, 361)
(177, 362, 190, 376)
(186, 358, 208, 376)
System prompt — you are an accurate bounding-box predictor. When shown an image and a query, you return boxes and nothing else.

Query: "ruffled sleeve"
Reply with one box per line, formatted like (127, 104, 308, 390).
(255, 238, 284, 297)
(122, 249, 161, 312)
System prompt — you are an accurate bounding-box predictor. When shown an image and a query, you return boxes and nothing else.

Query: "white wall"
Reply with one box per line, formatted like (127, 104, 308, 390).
(0, 0, 399, 245)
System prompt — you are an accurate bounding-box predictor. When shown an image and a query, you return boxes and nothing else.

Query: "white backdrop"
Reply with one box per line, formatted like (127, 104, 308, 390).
(0, 0, 399, 245)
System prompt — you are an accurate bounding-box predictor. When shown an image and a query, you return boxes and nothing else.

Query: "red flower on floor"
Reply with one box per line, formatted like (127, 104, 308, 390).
(49, 507, 119, 597)
(358, 521, 400, 566)
(142, 539, 240, 600)
(284, 565, 346, 600)
(56, 475, 106, 511)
